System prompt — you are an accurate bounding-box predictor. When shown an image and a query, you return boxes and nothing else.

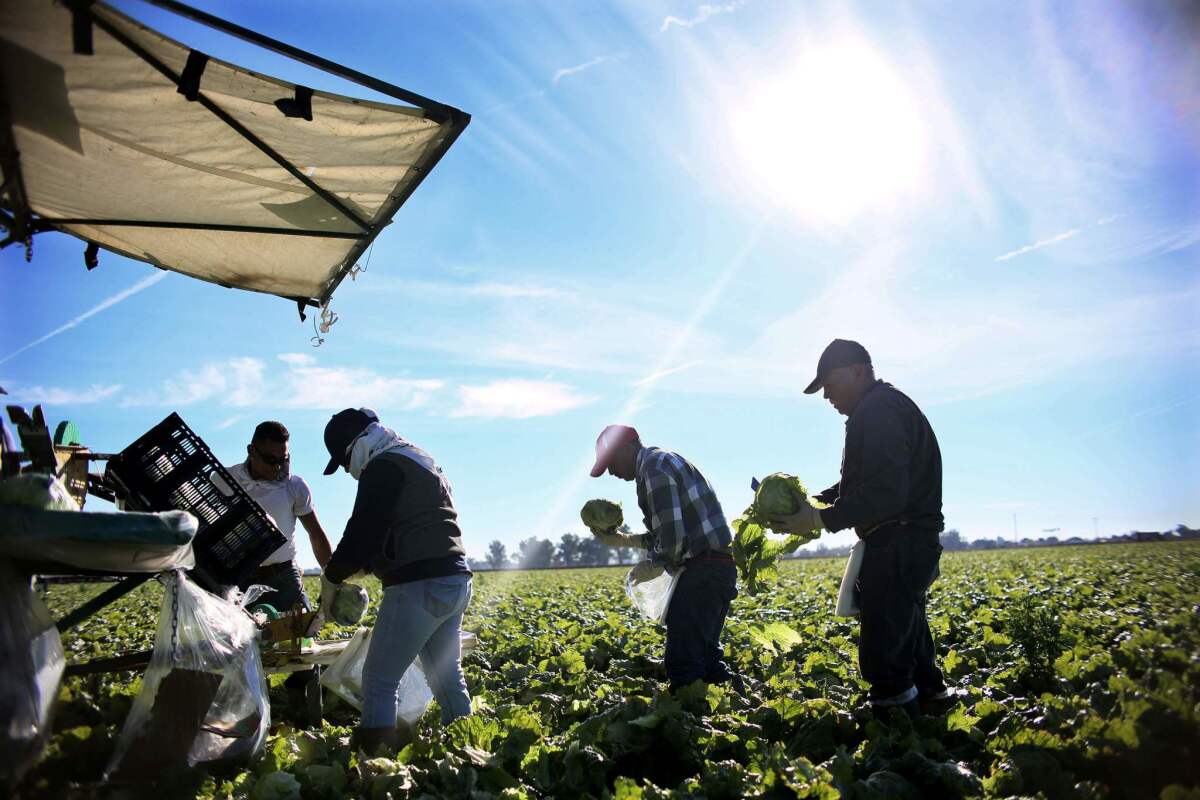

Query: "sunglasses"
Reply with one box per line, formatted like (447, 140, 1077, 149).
(251, 444, 290, 467)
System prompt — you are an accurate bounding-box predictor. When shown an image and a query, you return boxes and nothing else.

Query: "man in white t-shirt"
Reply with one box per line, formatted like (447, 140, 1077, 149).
(227, 421, 332, 612)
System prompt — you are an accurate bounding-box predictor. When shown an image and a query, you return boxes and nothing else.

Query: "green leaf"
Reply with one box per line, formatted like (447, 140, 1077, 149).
(747, 621, 804, 654)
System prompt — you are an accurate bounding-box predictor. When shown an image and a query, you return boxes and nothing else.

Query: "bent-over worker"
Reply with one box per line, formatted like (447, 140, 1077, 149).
(319, 408, 472, 752)
(587, 424, 740, 694)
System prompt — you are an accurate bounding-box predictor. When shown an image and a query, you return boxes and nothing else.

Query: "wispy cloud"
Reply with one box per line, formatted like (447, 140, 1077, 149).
(371, 276, 572, 302)
(479, 89, 547, 116)
(123, 357, 265, 407)
(214, 415, 244, 431)
(467, 282, 568, 299)
(994, 212, 1130, 262)
(451, 379, 596, 419)
(111, 354, 598, 420)
(552, 53, 626, 84)
(0, 383, 122, 405)
(661, 1, 744, 33)
(995, 228, 1081, 262)
(125, 354, 443, 412)
(0, 271, 167, 366)
(279, 365, 443, 411)
(712, 244, 1200, 406)
(633, 360, 703, 386)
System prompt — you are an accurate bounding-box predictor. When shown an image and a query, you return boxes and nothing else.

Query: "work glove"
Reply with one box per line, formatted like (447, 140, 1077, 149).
(305, 572, 339, 637)
(767, 502, 825, 536)
(589, 527, 643, 549)
(630, 560, 665, 583)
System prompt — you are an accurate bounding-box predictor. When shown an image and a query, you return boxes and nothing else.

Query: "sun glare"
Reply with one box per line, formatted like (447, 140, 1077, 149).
(730, 40, 929, 227)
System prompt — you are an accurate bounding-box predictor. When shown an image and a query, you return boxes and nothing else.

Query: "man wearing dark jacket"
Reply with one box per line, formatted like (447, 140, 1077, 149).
(770, 340, 952, 717)
(319, 408, 472, 752)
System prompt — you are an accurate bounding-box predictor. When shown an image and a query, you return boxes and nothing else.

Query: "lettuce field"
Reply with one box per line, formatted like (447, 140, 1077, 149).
(24, 542, 1200, 799)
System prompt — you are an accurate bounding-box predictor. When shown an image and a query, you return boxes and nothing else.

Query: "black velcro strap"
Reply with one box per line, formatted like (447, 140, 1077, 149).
(177, 50, 209, 101)
(84, 242, 99, 270)
(70, 3, 94, 55)
(296, 299, 308, 322)
(274, 86, 314, 121)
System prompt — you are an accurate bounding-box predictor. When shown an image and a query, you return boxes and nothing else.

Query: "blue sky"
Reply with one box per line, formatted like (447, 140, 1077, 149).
(3, 0, 1198, 567)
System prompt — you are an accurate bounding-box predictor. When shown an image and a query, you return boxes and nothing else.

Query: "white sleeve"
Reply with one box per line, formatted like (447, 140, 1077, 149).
(292, 476, 315, 517)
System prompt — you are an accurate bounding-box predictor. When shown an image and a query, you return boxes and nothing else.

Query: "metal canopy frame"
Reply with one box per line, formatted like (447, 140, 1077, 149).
(0, 0, 470, 309)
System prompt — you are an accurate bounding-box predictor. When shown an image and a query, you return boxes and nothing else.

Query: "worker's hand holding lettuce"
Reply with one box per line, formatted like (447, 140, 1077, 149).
(732, 473, 826, 594)
(581, 499, 643, 547)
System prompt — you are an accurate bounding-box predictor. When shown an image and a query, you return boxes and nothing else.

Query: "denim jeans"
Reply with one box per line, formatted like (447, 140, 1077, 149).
(663, 557, 738, 692)
(857, 526, 946, 704)
(360, 574, 472, 727)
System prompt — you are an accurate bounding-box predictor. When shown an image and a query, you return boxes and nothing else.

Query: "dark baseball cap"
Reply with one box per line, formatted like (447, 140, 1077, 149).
(322, 408, 373, 475)
(804, 339, 871, 394)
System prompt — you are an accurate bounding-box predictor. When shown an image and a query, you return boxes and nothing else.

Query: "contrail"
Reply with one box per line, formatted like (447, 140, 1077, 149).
(0, 271, 168, 365)
(530, 215, 773, 543)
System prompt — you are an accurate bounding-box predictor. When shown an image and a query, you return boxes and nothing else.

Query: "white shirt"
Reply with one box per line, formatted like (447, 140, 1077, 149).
(226, 462, 314, 565)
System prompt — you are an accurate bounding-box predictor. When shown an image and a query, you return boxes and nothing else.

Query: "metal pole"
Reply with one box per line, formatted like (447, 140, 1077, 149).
(56, 574, 153, 633)
(40, 218, 365, 239)
(131, 0, 465, 125)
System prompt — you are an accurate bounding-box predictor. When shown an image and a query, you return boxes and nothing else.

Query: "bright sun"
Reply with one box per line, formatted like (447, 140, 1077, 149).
(730, 40, 928, 227)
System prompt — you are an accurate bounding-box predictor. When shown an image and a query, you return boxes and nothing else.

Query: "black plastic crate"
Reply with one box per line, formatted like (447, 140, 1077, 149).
(104, 412, 286, 590)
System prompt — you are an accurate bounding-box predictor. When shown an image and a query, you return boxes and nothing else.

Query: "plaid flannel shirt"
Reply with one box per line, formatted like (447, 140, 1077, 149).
(634, 447, 732, 570)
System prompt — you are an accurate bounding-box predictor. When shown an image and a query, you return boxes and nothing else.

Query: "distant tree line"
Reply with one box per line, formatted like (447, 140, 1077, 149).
(470, 524, 639, 571)
(930, 524, 1199, 552)
(468, 523, 1199, 571)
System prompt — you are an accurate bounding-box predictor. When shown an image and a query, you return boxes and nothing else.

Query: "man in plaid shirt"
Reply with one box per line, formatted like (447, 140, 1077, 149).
(587, 424, 739, 693)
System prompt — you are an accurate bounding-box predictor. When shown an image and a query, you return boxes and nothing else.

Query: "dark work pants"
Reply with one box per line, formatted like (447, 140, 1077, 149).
(664, 557, 738, 692)
(240, 560, 312, 690)
(857, 526, 946, 704)
(239, 559, 311, 613)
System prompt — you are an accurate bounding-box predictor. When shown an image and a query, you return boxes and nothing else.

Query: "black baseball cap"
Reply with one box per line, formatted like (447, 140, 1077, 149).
(322, 408, 373, 475)
(804, 339, 871, 394)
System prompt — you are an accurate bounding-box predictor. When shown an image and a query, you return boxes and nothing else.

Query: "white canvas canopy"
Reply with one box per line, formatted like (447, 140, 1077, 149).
(0, 0, 468, 307)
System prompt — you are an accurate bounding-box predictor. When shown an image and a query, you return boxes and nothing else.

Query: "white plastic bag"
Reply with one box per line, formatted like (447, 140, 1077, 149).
(0, 559, 65, 788)
(625, 562, 683, 624)
(321, 628, 477, 725)
(835, 540, 866, 617)
(106, 571, 269, 779)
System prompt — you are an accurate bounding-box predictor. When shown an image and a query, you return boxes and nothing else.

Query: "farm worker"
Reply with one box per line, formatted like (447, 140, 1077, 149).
(586, 424, 740, 694)
(767, 339, 954, 718)
(319, 407, 472, 752)
(227, 420, 333, 610)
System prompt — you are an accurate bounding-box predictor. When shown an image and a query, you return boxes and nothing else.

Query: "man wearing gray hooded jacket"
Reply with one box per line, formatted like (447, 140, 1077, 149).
(318, 408, 472, 752)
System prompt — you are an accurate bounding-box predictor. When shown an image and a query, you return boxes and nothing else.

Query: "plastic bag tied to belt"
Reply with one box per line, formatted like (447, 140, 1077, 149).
(106, 571, 270, 779)
(625, 562, 684, 624)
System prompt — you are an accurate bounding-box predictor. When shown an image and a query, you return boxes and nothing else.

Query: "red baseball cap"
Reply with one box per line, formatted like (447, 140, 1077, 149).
(590, 424, 640, 477)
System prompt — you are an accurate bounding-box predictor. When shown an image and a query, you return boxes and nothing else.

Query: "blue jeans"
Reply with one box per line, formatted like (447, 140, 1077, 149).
(360, 574, 472, 727)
